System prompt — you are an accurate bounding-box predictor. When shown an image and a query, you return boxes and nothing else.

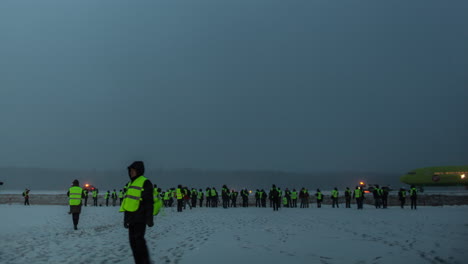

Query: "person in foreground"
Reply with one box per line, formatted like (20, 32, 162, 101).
(120, 161, 154, 264)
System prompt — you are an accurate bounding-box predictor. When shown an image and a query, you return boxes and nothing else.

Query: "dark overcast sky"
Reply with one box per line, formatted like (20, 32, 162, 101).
(0, 0, 467, 173)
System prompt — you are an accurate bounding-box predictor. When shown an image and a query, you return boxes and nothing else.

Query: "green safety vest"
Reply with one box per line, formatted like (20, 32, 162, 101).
(105, 192, 110, 199)
(410, 188, 417, 197)
(119, 191, 124, 199)
(291, 192, 297, 199)
(92, 190, 97, 198)
(119, 176, 148, 212)
(400, 191, 406, 198)
(112, 192, 117, 198)
(176, 188, 183, 200)
(211, 189, 216, 196)
(69, 186, 83, 206)
(153, 188, 162, 215)
(198, 192, 203, 199)
(331, 190, 338, 198)
(317, 192, 323, 200)
(354, 189, 362, 198)
(282, 197, 288, 205)
(164, 192, 170, 200)
(205, 190, 211, 197)
(376, 188, 383, 196)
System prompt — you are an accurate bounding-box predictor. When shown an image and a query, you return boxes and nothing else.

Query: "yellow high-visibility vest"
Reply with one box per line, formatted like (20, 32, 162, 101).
(119, 176, 148, 212)
(69, 186, 83, 206)
(176, 188, 183, 200)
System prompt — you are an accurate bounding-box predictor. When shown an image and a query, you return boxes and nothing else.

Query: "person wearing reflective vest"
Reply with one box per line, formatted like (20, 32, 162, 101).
(398, 188, 406, 209)
(410, 185, 417, 210)
(83, 189, 89, 207)
(211, 187, 218, 207)
(67, 179, 84, 230)
(105, 190, 110, 207)
(153, 186, 163, 216)
(315, 189, 323, 208)
(191, 188, 198, 208)
(112, 189, 118, 207)
(176, 185, 183, 212)
(198, 189, 204, 207)
(373, 185, 383, 209)
(331, 187, 339, 208)
(92, 189, 98, 206)
(291, 189, 298, 208)
(163, 190, 170, 207)
(353, 186, 364, 210)
(344, 187, 352, 208)
(205, 188, 211, 207)
(120, 161, 154, 264)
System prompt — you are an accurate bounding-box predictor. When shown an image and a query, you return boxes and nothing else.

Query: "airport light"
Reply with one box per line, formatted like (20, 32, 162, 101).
(359, 181, 365, 185)
(461, 174, 466, 179)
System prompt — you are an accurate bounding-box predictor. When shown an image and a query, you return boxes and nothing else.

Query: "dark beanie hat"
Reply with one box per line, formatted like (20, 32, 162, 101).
(73, 179, 79, 185)
(128, 161, 145, 177)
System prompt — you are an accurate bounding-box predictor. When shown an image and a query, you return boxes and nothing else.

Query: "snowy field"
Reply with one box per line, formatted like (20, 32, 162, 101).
(1, 205, 467, 264)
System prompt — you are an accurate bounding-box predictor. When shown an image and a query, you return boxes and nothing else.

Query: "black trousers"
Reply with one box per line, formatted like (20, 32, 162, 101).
(292, 199, 297, 208)
(106, 199, 109, 207)
(93, 198, 98, 206)
(356, 198, 363, 209)
(273, 199, 279, 211)
(332, 198, 338, 208)
(400, 198, 405, 208)
(129, 223, 151, 264)
(411, 198, 417, 210)
(382, 197, 388, 208)
(177, 199, 183, 212)
(345, 198, 351, 208)
(199, 199, 203, 207)
(84, 197, 88, 206)
(24, 198, 29, 206)
(72, 213, 80, 227)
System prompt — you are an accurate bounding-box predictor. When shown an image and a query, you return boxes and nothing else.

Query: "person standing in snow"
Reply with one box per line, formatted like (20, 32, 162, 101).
(291, 189, 298, 208)
(92, 189, 98, 206)
(315, 189, 323, 208)
(398, 188, 406, 209)
(344, 187, 352, 208)
(22, 188, 30, 206)
(105, 190, 110, 206)
(112, 189, 118, 206)
(270, 184, 280, 211)
(120, 161, 154, 264)
(67, 179, 85, 230)
(198, 188, 204, 207)
(83, 189, 89, 207)
(409, 185, 417, 210)
(353, 186, 364, 210)
(331, 187, 339, 208)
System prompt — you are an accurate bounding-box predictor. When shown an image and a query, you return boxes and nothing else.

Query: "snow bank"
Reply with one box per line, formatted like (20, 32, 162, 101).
(0, 205, 467, 264)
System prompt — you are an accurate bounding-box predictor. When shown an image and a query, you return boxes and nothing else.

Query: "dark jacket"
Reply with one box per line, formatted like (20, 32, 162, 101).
(124, 162, 154, 225)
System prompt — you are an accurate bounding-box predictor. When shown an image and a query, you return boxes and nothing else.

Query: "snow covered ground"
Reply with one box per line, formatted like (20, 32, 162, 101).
(0, 204, 467, 264)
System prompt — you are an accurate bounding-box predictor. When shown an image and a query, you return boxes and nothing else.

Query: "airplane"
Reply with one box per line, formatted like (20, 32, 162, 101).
(400, 166, 468, 191)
